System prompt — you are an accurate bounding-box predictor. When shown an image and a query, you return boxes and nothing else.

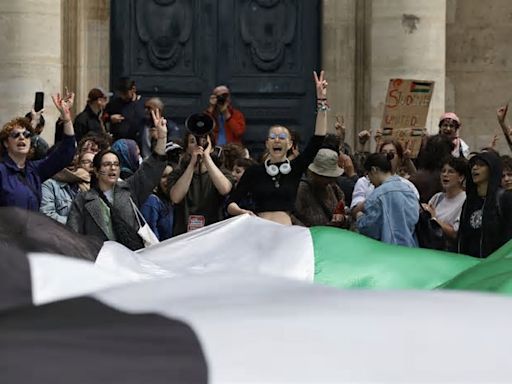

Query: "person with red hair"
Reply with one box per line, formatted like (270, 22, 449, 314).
(0, 92, 77, 211)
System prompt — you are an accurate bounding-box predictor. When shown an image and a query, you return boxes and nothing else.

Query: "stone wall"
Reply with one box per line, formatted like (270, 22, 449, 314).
(369, 0, 446, 143)
(0, 0, 62, 141)
(6, 0, 512, 155)
(447, 0, 512, 154)
(63, 0, 109, 120)
(322, 0, 357, 146)
(323, 0, 448, 151)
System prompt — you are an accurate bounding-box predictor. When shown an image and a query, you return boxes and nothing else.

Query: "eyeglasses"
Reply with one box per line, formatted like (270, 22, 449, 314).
(100, 161, 120, 168)
(9, 130, 31, 139)
(268, 133, 288, 140)
(80, 159, 93, 165)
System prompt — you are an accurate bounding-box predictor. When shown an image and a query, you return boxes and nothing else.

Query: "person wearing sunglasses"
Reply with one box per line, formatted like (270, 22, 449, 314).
(0, 92, 77, 211)
(205, 85, 246, 145)
(227, 71, 329, 225)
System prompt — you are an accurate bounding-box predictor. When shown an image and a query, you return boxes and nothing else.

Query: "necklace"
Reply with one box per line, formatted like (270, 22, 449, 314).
(272, 175, 280, 188)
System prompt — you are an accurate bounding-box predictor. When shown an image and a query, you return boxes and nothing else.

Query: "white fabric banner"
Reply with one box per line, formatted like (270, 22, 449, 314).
(96, 272, 512, 383)
(27, 245, 512, 382)
(97, 215, 315, 282)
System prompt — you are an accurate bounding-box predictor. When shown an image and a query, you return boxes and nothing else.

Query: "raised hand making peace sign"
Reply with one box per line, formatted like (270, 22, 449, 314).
(314, 70, 328, 100)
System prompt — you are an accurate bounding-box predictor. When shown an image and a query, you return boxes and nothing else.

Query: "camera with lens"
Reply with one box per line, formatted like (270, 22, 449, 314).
(216, 93, 228, 105)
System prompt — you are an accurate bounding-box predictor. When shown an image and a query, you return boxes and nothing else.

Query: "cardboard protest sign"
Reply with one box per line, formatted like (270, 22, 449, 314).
(380, 79, 435, 157)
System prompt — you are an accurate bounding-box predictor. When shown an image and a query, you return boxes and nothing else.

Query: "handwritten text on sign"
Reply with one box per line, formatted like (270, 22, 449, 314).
(381, 79, 435, 157)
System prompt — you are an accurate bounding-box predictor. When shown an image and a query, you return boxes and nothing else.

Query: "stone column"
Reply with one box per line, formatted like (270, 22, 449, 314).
(322, 0, 357, 148)
(446, 0, 512, 154)
(0, 0, 62, 143)
(369, 0, 446, 141)
(63, 0, 110, 117)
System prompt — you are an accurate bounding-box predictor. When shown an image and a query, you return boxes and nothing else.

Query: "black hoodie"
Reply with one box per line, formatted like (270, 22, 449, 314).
(458, 151, 512, 257)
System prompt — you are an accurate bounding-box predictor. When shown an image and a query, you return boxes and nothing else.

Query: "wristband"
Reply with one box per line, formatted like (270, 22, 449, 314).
(316, 99, 330, 112)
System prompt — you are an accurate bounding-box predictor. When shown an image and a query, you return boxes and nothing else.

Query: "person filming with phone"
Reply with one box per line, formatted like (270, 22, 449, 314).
(205, 85, 246, 145)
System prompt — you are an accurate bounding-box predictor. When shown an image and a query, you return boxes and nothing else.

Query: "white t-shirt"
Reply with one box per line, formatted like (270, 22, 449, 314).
(428, 191, 466, 231)
(350, 175, 420, 209)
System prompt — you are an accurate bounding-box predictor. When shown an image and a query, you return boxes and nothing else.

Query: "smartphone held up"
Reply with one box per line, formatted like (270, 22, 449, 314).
(34, 92, 44, 112)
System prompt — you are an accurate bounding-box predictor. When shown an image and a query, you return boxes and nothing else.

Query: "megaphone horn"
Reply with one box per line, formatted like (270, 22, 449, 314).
(185, 112, 215, 136)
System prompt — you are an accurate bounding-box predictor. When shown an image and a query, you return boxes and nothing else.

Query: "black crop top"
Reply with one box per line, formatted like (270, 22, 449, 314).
(228, 135, 324, 213)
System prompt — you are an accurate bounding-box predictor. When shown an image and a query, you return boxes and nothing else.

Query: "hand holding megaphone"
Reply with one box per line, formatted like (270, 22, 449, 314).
(190, 146, 204, 166)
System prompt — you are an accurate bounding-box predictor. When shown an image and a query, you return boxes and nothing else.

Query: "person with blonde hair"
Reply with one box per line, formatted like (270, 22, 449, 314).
(227, 71, 329, 225)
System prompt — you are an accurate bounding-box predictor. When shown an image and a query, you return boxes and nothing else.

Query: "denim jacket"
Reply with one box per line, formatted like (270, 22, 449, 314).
(40, 178, 79, 224)
(357, 175, 419, 247)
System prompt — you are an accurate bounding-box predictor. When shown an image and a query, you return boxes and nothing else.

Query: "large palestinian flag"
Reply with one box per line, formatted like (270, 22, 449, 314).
(4, 208, 512, 382)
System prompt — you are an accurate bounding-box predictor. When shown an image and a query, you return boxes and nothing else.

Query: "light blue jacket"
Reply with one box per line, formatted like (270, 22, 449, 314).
(40, 178, 79, 224)
(357, 175, 419, 247)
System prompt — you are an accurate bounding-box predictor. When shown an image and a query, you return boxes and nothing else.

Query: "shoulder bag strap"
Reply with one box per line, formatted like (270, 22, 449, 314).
(129, 197, 146, 229)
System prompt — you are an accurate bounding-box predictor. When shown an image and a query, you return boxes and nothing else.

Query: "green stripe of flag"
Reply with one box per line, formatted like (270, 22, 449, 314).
(441, 241, 512, 293)
(311, 226, 479, 290)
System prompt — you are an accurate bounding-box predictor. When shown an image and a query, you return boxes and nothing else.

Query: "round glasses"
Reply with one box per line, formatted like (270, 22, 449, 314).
(101, 161, 120, 168)
(268, 133, 288, 140)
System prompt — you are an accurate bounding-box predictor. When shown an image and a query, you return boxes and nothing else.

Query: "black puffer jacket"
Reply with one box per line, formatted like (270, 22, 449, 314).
(458, 151, 512, 258)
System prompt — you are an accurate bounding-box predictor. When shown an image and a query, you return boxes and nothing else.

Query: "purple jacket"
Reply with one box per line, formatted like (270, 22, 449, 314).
(0, 135, 76, 211)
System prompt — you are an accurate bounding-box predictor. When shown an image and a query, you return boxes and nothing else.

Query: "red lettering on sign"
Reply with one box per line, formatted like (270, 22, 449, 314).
(387, 89, 400, 108)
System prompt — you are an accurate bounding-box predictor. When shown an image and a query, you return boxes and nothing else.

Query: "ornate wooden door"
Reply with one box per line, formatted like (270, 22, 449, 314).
(111, 0, 320, 154)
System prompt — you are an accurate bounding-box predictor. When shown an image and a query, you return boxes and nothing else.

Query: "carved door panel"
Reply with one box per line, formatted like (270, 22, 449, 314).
(217, 0, 320, 153)
(111, 0, 216, 122)
(111, 0, 320, 153)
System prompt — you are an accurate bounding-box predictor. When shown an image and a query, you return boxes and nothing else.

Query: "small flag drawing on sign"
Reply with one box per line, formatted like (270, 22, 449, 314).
(410, 81, 433, 93)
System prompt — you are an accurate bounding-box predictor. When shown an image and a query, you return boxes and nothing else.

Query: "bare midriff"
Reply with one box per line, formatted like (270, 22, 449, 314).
(257, 211, 292, 225)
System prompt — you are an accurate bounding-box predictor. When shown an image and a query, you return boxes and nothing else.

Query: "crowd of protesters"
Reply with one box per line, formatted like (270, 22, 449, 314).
(1, 72, 512, 259)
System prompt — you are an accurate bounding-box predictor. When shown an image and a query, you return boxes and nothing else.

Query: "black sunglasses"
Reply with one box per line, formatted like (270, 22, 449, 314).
(9, 130, 31, 139)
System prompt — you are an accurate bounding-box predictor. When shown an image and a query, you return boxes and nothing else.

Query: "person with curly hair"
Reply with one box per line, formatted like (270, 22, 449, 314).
(0, 92, 77, 211)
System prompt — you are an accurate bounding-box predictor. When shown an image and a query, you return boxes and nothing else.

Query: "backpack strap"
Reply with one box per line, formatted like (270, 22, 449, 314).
(496, 188, 505, 217)
(430, 192, 444, 209)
